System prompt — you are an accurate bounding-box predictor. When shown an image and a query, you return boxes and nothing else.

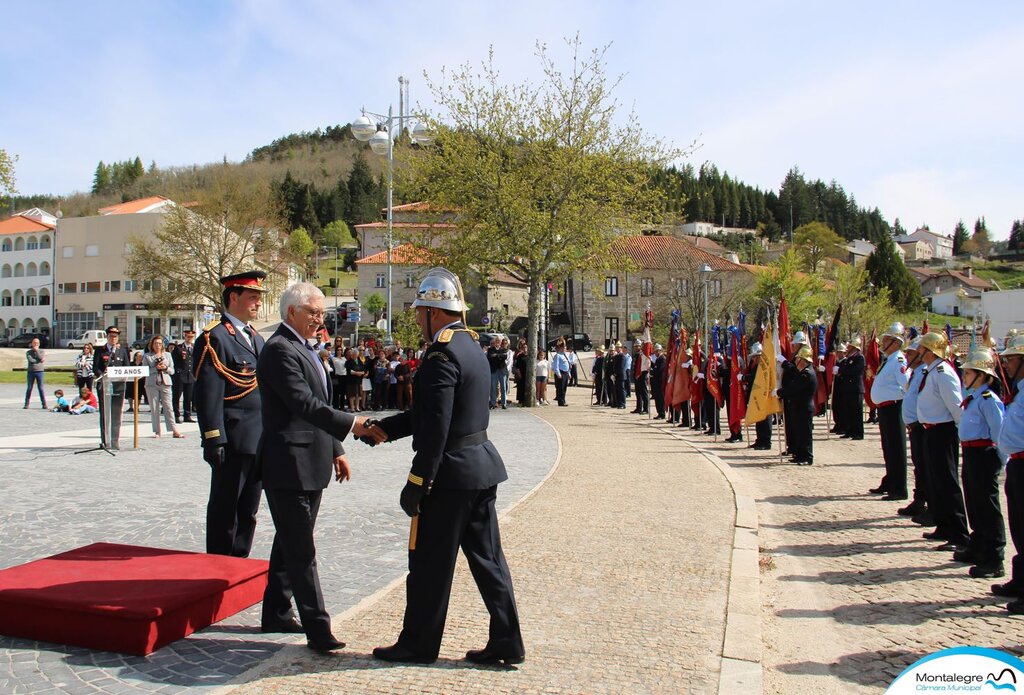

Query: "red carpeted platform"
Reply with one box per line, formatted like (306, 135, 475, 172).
(0, 542, 269, 655)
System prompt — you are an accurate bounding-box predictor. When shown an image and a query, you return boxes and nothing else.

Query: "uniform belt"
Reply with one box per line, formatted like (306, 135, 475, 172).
(876, 400, 901, 408)
(1011, 452, 1024, 462)
(961, 439, 994, 448)
(922, 421, 954, 429)
(444, 430, 488, 452)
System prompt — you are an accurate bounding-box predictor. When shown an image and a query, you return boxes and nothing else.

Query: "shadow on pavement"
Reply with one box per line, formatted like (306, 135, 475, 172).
(776, 595, 1007, 626)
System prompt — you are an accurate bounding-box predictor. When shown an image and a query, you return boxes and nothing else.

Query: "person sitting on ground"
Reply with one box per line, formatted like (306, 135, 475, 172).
(51, 389, 70, 413)
(69, 386, 99, 415)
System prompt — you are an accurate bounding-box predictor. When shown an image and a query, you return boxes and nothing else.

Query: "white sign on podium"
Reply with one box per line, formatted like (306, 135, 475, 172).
(108, 365, 150, 380)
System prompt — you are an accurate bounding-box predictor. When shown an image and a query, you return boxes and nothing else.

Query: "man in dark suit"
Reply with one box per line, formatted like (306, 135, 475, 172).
(650, 344, 666, 418)
(839, 336, 866, 440)
(612, 343, 627, 409)
(172, 328, 197, 423)
(591, 347, 606, 405)
(256, 281, 374, 653)
(194, 271, 267, 558)
(92, 326, 132, 450)
(369, 267, 525, 666)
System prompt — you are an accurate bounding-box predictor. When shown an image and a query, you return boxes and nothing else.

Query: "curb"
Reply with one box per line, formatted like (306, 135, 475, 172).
(644, 419, 764, 694)
(213, 411, 563, 694)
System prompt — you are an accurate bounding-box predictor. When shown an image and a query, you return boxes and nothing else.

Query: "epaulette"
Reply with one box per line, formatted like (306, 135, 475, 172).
(436, 327, 479, 344)
(203, 319, 220, 333)
(983, 391, 995, 399)
(936, 363, 946, 373)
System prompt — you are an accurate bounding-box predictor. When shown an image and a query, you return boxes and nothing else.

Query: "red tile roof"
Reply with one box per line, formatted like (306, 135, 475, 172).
(0, 214, 56, 235)
(613, 235, 750, 272)
(353, 221, 457, 230)
(945, 269, 993, 290)
(354, 243, 439, 265)
(98, 195, 172, 215)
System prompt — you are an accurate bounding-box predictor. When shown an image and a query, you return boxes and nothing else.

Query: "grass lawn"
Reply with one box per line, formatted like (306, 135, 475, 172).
(317, 268, 358, 295)
(0, 370, 77, 386)
(974, 262, 1024, 290)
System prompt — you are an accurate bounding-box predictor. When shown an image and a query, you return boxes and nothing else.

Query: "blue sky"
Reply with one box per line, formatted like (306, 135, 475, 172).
(3, 1, 1022, 239)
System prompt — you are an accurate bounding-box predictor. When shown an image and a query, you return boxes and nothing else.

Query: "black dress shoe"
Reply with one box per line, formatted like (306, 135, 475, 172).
(372, 643, 436, 664)
(307, 636, 346, 654)
(952, 548, 978, 564)
(934, 542, 966, 552)
(753, 444, 771, 450)
(992, 582, 1024, 598)
(261, 617, 304, 633)
(897, 503, 924, 516)
(1007, 599, 1024, 615)
(869, 486, 887, 494)
(882, 494, 908, 502)
(175, 415, 182, 424)
(184, 417, 195, 422)
(912, 513, 936, 526)
(922, 530, 947, 540)
(969, 563, 1005, 579)
(465, 647, 526, 665)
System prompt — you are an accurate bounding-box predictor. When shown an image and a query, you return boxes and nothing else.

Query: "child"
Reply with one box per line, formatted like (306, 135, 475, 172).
(69, 386, 98, 415)
(51, 389, 70, 413)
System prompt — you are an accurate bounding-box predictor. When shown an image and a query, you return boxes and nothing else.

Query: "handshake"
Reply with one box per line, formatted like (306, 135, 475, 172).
(353, 417, 389, 446)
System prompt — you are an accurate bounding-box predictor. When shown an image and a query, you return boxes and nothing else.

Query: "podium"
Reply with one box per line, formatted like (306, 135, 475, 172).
(77, 365, 150, 455)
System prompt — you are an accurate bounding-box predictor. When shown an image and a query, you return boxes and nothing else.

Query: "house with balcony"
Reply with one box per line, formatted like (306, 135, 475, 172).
(0, 209, 57, 340)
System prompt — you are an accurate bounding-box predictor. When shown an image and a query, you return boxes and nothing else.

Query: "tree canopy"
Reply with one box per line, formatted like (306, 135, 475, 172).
(0, 149, 17, 196)
(864, 235, 920, 312)
(399, 37, 677, 405)
(793, 221, 844, 274)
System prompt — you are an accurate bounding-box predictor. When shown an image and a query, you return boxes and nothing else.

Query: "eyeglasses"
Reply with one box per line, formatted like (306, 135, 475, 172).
(298, 305, 326, 319)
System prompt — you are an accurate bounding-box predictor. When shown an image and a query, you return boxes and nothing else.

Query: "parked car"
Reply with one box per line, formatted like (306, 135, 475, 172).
(66, 329, 109, 349)
(546, 333, 593, 351)
(477, 331, 509, 348)
(131, 333, 171, 350)
(10, 332, 51, 349)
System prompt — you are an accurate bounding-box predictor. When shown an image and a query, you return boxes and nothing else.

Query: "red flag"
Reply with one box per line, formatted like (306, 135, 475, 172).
(922, 318, 930, 334)
(690, 332, 704, 417)
(729, 333, 746, 431)
(863, 329, 880, 409)
(670, 328, 691, 408)
(706, 352, 724, 407)
(778, 292, 792, 361)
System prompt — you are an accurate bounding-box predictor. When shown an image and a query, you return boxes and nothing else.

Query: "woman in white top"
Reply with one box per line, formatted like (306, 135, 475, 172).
(535, 349, 550, 405)
(144, 336, 183, 438)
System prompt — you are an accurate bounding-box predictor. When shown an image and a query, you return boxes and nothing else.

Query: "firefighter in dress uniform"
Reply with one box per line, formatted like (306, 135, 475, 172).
(995, 335, 1024, 613)
(870, 323, 911, 501)
(194, 270, 267, 558)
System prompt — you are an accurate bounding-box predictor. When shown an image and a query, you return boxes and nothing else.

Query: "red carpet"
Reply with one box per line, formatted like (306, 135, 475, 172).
(0, 543, 269, 655)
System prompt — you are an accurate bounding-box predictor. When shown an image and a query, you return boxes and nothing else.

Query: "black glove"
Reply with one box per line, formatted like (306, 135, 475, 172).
(203, 445, 225, 469)
(400, 481, 426, 517)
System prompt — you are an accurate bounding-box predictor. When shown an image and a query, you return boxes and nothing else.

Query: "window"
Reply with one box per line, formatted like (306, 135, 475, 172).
(124, 279, 137, 292)
(27, 292, 37, 306)
(709, 279, 722, 297)
(1, 240, 10, 252)
(85, 244, 99, 257)
(85, 281, 101, 293)
(1, 294, 10, 307)
(405, 274, 415, 288)
(62, 246, 74, 258)
(57, 312, 100, 344)
(104, 280, 121, 292)
(27, 239, 38, 250)
(135, 317, 162, 339)
(375, 273, 385, 288)
(605, 316, 619, 344)
(604, 276, 618, 296)
(674, 278, 688, 295)
(39, 292, 50, 306)
(640, 277, 654, 297)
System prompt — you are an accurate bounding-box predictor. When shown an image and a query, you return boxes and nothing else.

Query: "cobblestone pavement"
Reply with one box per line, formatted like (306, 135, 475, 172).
(655, 414, 1022, 694)
(233, 388, 734, 695)
(0, 384, 556, 694)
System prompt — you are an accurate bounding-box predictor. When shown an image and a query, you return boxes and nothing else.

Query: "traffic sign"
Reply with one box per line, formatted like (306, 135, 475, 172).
(349, 312, 361, 323)
(481, 316, 491, 325)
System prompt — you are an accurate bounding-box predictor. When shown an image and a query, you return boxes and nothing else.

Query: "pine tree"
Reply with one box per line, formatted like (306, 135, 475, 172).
(952, 220, 969, 255)
(346, 153, 382, 225)
(92, 161, 111, 195)
(865, 236, 920, 311)
(971, 216, 992, 256)
(1009, 220, 1024, 251)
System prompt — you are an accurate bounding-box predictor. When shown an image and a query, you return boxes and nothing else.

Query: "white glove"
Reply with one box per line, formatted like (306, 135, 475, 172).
(832, 366, 840, 375)
(817, 365, 826, 372)
(773, 388, 782, 397)
(681, 361, 692, 368)
(775, 354, 786, 363)
(696, 372, 705, 380)
(737, 374, 744, 382)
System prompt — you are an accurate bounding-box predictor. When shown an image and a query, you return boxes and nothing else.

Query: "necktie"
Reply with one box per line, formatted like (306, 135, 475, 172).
(960, 394, 973, 410)
(305, 341, 328, 394)
(918, 368, 929, 393)
(244, 326, 258, 355)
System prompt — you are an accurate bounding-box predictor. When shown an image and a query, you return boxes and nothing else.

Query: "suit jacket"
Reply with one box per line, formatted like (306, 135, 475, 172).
(782, 362, 817, 414)
(838, 351, 866, 395)
(256, 324, 355, 491)
(194, 316, 264, 455)
(379, 325, 508, 490)
(143, 351, 175, 388)
(172, 340, 196, 384)
(92, 342, 132, 390)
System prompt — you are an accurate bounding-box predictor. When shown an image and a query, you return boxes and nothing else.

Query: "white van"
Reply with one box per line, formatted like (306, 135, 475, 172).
(66, 329, 109, 349)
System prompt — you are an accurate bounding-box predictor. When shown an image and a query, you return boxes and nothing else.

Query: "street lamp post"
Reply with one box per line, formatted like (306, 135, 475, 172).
(699, 263, 713, 346)
(351, 76, 432, 341)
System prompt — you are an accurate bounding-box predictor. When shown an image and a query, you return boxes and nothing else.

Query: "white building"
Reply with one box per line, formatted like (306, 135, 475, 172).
(929, 285, 982, 318)
(906, 227, 954, 259)
(0, 209, 56, 340)
(982, 289, 1024, 344)
(845, 238, 905, 265)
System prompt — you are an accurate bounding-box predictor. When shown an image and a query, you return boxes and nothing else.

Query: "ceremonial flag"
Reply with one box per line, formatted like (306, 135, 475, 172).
(983, 319, 1013, 404)
(945, 322, 953, 346)
(665, 310, 680, 399)
(813, 323, 829, 416)
(922, 318, 930, 334)
(670, 326, 691, 408)
(706, 351, 724, 407)
(778, 292, 792, 361)
(908, 326, 919, 341)
(745, 326, 782, 424)
(863, 328, 880, 409)
(690, 331, 704, 418)
(729, 332, 746, 431)
(823, 304, 842, 400)
(636, 306, 654, 378)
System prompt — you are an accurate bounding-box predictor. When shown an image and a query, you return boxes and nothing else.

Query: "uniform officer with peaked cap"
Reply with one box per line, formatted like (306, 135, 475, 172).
(194, 270, 267, 558)
(781, 344, 818, 465)
(871, 323, 911, 501)
(900, 338, 931, 521)
(370, 267, 525, 665)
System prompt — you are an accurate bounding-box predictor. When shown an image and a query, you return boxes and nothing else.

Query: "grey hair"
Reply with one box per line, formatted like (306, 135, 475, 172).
(279, 282, 325, 320)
